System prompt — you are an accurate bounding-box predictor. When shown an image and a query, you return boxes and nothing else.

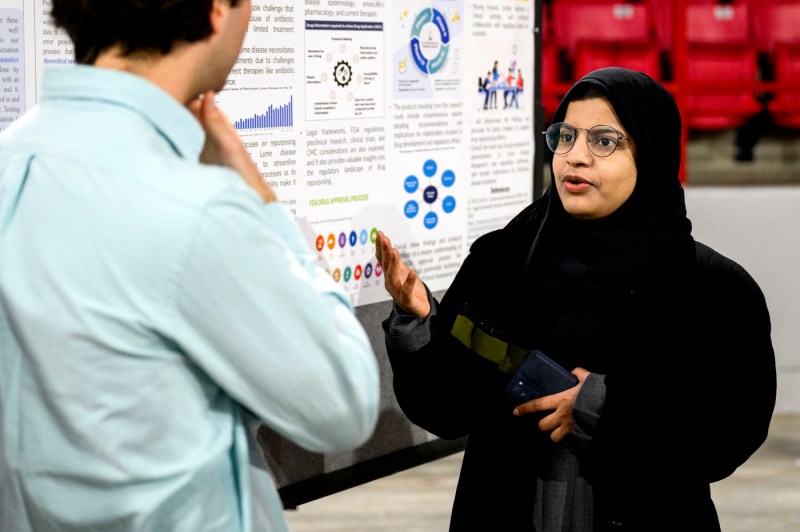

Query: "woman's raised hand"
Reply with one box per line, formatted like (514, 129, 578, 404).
(375, 231, 431, 318)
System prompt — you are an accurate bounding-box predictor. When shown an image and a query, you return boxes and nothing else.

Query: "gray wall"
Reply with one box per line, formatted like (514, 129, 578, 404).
(685, 185, 800, 413)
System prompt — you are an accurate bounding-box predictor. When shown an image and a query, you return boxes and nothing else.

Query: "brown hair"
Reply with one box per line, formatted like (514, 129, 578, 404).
(51, 0, 242, 64)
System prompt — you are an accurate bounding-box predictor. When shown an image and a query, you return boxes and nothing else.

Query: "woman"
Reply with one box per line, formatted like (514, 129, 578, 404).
(377, 68, 776, 531)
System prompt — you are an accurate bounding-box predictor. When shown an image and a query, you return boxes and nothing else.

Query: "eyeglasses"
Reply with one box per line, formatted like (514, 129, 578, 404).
(543, 122, 629, 158)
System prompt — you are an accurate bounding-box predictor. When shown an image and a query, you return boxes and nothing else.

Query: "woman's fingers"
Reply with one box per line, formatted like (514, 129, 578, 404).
(375, 232, 386, 265)
(376, 232, 404, 298)
(375, 231, 390, 263)
(401, 269, 418, 303)
(375, 231, 430, 317)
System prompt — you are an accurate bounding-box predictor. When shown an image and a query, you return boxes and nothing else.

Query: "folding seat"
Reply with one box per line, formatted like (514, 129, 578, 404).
(541, 2, 561, 121)
(753, 0, 800, 127)
(649, 0, 674, 51)
(649, 0, 678, 79)
(771, 46, 800, 128)
(551, 0, 660, 81)
(684, 0, 760, 129)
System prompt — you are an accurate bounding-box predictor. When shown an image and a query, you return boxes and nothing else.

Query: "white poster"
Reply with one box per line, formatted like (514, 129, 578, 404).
(6, 0, 535, 306)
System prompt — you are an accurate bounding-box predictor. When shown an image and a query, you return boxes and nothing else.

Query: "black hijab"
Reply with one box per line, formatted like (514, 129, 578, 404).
(503, 68, 695, 369)
(527, 67, 692, 273)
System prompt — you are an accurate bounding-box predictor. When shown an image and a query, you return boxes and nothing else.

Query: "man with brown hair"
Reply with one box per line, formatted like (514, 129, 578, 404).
(0, 1, 379, 530)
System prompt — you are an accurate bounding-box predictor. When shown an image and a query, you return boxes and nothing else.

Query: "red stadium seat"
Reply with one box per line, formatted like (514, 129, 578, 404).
(649, 0, 674, 50)
(753, 0, 800, 127)
(541, 2, 562, 121)
(752, 0, 800, 50)
(771, 45, 800, 128)
(575, 43, 660, 81)
(685, 1, 760, 129)
(551, 0, 661, 80)
(541, 43, 561, 121)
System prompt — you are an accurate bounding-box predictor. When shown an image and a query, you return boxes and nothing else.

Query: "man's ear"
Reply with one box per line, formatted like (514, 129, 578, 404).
(208, 0, 227, 36)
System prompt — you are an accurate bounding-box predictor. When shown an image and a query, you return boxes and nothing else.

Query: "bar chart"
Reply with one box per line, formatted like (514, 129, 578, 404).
(233, 96, 294, 130)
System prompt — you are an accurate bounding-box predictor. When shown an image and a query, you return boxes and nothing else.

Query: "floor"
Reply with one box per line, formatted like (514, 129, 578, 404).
(284, 414, 800, 531)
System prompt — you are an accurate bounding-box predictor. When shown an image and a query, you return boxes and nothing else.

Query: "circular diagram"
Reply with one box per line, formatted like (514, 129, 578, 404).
(410, 8, 450, 75)
(404, 159, 456, 230)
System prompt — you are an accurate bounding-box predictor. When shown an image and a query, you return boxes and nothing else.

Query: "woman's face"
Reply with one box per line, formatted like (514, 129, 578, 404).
(552, 97, 637, 220)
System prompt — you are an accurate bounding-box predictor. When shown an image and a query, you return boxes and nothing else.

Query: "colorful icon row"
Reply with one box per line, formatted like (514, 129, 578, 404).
(329, 262, 383, 283)
(316, 228, 378, 251)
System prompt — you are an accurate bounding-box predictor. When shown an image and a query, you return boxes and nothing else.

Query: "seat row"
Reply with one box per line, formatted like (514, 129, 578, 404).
(541, 0, 800, 129)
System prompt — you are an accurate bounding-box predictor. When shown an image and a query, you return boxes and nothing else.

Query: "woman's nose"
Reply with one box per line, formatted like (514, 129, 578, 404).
(565, 131, 593, 166)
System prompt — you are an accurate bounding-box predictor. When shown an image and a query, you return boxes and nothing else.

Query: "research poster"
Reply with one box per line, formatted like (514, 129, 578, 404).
(3, 0, 535, 306)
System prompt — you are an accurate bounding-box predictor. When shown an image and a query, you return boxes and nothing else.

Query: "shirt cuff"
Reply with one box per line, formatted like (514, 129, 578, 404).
(570, 372, 607, 449)
(382, 284, 438, 353)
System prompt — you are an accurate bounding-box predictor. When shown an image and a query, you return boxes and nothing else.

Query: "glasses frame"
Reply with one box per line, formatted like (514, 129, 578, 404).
(543, 122, 630, 158)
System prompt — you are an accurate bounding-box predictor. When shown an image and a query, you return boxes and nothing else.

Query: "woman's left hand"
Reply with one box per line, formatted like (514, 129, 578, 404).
(512, 367, 591, 442)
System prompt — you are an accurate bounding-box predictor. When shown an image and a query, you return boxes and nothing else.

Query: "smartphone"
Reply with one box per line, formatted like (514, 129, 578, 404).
(506, 349, 579, 403)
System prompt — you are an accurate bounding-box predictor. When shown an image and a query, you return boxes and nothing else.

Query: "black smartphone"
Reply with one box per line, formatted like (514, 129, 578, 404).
(506, 349, 579, 403)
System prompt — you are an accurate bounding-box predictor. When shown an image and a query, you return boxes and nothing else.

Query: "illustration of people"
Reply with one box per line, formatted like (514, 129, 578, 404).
(504, 67, 514, 108)
(491, 60, 500, 109)
(481, 70, 491, 110)
(512, 69, 524, 109)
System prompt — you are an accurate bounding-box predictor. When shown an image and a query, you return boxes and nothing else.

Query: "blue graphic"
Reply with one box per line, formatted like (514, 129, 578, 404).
(424, 212, 439, 229)
(404, 175, 419, 193)
(423, 159, 437, 177)
(360, 229, 368, 245)
(410, 9, 450, 75)
(364, 263, 373, 278)
(423, 185, 438, 204)
(349, 231, 357, 246)
(442, 169, 456, 187)
(405, 200, 420, 219)
(403, 159, 457, 230)
(234, 96, 293, 130)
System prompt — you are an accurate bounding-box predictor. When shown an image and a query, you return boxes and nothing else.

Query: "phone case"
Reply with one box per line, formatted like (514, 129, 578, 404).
(505, 349, 579, 403)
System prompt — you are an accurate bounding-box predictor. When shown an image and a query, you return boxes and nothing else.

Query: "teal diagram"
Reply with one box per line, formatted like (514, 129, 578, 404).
(403, 159, 456, 230)
(394, 2, 463, 99)
(410, 8, 450, 75)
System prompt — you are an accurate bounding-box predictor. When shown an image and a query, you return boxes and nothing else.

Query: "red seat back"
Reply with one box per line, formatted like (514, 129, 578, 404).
(686, 1, 751, 45)
(552, 0, 653, 54)
(574, 44, 661, 80)
(649, 0, 674, 49)
(753, 0, 800, 51)
(685, 1, 758, 129)
(552, 0, 658, 81)
(771, 45, 800, 127)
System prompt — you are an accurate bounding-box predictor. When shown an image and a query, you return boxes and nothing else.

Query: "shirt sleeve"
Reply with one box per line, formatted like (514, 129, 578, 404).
(383, 284, 438, 353)
(168, 186, 380, 453)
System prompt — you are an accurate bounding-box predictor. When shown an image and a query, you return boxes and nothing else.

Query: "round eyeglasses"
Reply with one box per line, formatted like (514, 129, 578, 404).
(543, 122, 629, 158)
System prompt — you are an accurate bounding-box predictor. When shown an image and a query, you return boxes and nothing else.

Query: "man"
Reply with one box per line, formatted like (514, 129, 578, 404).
(481, 70, 492, 110)
(0, 1, 379, 531)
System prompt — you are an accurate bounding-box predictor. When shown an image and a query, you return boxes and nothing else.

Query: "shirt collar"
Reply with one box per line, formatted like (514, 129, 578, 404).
(39, 65, 205, 161)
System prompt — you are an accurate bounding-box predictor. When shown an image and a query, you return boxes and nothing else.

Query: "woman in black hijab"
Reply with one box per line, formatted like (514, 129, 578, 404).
(377, 68, 776, 531)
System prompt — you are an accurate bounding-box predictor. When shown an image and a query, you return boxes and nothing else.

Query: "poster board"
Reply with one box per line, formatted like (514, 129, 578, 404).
(0, 0, 539, 505)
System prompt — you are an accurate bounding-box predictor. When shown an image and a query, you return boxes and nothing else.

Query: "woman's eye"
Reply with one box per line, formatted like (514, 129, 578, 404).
(596, 137, 616, 147)
(560, 133, 575, 143)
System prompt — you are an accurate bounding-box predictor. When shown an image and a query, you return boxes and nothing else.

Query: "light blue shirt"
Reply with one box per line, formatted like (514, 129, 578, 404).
(0, 66, 380, 532)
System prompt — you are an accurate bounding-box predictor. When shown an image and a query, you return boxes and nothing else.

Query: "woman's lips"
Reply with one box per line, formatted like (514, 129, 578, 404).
(562, 175, 593, 193)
